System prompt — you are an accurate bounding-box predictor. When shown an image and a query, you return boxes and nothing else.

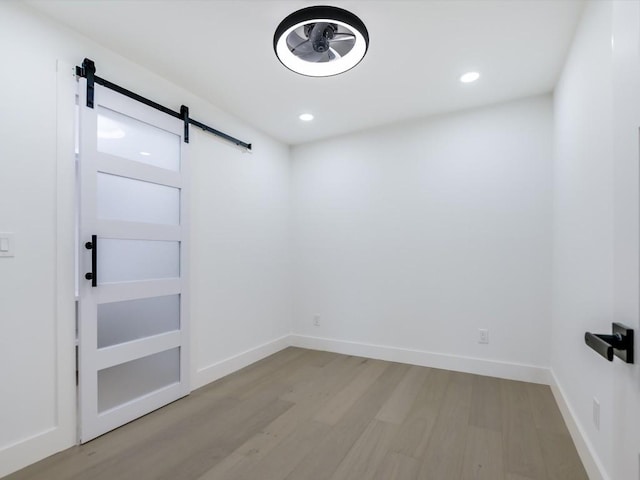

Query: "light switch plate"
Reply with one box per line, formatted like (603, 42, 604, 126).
(0, 232, 15, 257)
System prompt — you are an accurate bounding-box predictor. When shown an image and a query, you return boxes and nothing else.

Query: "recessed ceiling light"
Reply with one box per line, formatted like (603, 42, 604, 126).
(460, 71, 480, 83)
(274, 6, 369, 77)
(299, 113, 314, 121)
(139, 151, 151, 156)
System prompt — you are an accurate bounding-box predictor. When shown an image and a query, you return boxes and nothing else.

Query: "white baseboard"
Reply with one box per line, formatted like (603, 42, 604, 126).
(549, 371, 609, 480)
(289, 334, 551, 385)
(0, 426, 74, 478)
(193, 334, 291, 390)
(194, 333, 552, 389)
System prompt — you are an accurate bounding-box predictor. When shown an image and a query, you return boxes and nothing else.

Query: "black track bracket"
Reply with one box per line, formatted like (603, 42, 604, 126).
(75, 58, 96, 108)
(181, 105, 190, 144)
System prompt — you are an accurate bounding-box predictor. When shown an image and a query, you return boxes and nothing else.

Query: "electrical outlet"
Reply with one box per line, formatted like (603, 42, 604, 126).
(478, 329, 489, 344)
(313, 314, 320, 327)
(593, 397, 600, 431)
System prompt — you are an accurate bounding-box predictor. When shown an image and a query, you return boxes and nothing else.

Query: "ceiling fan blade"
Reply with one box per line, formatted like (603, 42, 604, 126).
(299, 50, 326, 62)
(330, 39, 355, 57)
(331, 33, 356, 42)
(290, 39, 312, 54)
(328, 48, 342, 60)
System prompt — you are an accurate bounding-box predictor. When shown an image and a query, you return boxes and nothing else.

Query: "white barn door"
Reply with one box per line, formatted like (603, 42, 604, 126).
(77, 80, 190, 442)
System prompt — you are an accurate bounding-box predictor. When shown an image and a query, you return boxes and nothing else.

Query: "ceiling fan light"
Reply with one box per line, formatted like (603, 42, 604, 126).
(274, 6, 369, 77)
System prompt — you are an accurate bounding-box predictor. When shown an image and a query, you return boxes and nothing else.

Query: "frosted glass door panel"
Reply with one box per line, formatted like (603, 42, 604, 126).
(97, 295, 180, 348)
(97, 107, 180, 171)
(97, 173, 180, 225)
(97, 348, 180, 413)
(98, 239, 180, 283)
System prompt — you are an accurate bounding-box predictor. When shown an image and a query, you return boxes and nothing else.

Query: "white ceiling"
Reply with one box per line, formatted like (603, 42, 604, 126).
(29, 0, 584, 145)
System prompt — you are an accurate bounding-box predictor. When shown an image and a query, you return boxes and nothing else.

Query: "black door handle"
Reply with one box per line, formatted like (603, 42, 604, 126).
(84, 234, 97, 287)
(585, 323, 634, 364)
(584, 333, 616, 361)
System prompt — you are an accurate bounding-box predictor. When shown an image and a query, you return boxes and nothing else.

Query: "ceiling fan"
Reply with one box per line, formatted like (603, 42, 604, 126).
(274, 6, 370, 77)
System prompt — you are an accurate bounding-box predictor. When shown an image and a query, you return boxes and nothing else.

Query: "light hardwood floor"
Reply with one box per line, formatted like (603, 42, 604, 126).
(7, 348, 588, 480)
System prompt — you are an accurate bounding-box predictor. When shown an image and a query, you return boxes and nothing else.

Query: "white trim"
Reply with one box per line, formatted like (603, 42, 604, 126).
(96, 220, 181, 242)
(195, 332, 552, 390)
(55, 60, 78, 445)
(0, 427, 66, 478)
(96, 153, 182, 188)
(177, 127, 191, 398)
(549, 370, 609, 480)
(54, 61, 79, 456)
(193, 335, 292, 389)
(97, 279, 181, 303)
(96, 331, 181, 370)
(288, 334, 552, 384)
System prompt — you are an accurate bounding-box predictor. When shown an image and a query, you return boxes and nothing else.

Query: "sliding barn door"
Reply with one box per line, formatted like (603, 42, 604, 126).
(77, 80, 190, 442)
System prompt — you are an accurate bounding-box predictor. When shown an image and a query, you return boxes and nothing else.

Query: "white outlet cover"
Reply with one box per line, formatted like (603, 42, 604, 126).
(478, 329, 489, 344)
(0, 232, 14, 257)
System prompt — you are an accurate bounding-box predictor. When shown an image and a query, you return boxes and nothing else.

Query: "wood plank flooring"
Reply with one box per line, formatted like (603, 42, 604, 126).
(6, 348, 588, 480)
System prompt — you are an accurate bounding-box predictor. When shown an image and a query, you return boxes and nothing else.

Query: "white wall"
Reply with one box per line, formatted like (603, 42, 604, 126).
(552, 1, 640, 479)
(291, 96, 554, 378)
(0, 2, 291, 476)
(190, 125, 292, 386)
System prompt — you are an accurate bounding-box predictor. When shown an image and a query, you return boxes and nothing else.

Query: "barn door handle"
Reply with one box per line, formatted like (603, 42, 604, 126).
(84, 235, 97, 287)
